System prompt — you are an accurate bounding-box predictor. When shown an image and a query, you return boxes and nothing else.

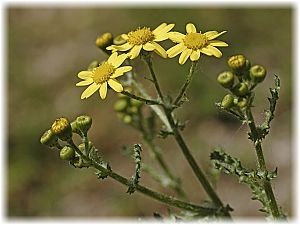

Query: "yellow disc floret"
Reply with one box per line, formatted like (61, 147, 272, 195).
(93, 62, 115, 84)
(127, 27, 155, 45)
(183, 33, 208, 50)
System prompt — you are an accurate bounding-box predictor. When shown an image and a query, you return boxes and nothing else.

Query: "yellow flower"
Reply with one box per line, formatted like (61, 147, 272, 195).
(76, 52, 132, 100)
(107, 23, 175, 59)
(167, 23, 228, 64)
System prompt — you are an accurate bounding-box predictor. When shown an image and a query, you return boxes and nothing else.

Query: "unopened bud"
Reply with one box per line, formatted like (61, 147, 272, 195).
(40, 129, 58, 147)
(217, 71, 234, 89)
(51, 117, 72, 141)
(122, 115, 132, 124)
(250, 65, 266, 83)
(114, 99, 128, 112)
(221, 94, 234, 109)
(59, 146, 76, 160)
(233, 82, 248, 96)
(95, 33, 113, 53)
(237, 98, 248, 109)
(130, 98, 144, 107)
(228, 55, 247, 73)
(75, 115, 92, 134)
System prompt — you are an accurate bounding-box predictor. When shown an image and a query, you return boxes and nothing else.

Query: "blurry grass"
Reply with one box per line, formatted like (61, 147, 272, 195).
(7, 6, 292, 217)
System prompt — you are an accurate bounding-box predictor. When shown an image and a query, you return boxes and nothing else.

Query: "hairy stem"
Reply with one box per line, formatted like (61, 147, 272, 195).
(68, 140, 216, 215)
(174, 61, 198, 106)
(246, 108, 281, 218)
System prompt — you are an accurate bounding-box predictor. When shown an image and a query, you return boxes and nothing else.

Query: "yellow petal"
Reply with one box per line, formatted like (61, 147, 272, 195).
(152, 23, 167, 34)
(207, 31, 227, 40)
(203, 31, 218, 38)
(107, 52, 118, 63)
(81, 83, 100, 99)
(168, 32, 185, 43)
(99, 82, 107, 99)
(179, 49, 192, 64)
(143, 42, 155, 51)
(207, 45, 222, 58)
(129, 45, 142, 59)
(107, 42, 132, 51)
(154, 24, 175, 36)
(121, 34, 129, 40)
(200, 47, 213, 56)
(190, 50, 200, 61)
(108, 79, 123, 92)
(111, 66, 132, 78)
(152, 42, 167, 58)
(186, 23, 197, 33)
(76, 78, 93, 86)
(110, 53, 128, 68)
(154, 34, 168, 42)
(78, 71, 93, 79)
(167, 43, 185, 58)
(209, 40, 228, 47)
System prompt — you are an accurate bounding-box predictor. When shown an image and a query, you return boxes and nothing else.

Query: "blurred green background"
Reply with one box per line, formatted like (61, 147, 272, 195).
(8, 6, 293, 218)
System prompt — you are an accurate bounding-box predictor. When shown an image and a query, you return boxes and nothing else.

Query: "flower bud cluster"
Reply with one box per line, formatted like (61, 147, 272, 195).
(40, 115, 94, 164)
(217, 54, 267, 110)
(114, 88, 144, 125)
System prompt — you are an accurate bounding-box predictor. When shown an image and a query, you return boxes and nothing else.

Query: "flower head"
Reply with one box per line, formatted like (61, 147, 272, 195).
(167, 23, 228, 64)
(76, 52, 132, 100)
(51, 117, 72, 141)
(107, 23, 175, 59)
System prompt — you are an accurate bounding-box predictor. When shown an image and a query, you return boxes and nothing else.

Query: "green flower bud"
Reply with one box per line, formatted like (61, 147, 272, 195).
(237, 98, 248, 109)
(59, 146, 75, 160)
(217, 71, 234, 89)
(51, 117, 72, 141)
(113, 34, 127, 45)
(122, 115, 132, 124)
(95, 33, 113, 51)
(40, 129, 58, 147)
(250, 65, 267, 83)
(87, 60, 99, 71)
(227, 55, 247, 72)
(221, 94, 234, 109)
(127, 106, 138, 114)
(233, 82, 248, 96)
(114, 99, 128, 112)
(75, 115, 92, 134)
(71, 121, 81, 135)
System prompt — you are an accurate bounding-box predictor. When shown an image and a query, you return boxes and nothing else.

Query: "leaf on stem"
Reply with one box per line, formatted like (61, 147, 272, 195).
(210, 147, 285, 218)
(127, 144, 142, 194)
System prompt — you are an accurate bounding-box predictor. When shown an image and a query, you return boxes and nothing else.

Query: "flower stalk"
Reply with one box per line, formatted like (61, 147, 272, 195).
(67, 140, 217, 215)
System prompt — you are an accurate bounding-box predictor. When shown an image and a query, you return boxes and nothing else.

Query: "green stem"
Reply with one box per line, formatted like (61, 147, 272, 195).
(164, 109, 230, 218)
(144, 57, 231, 218)
(246, 108, 281, 218)
(121, 90, 161, 105)
(144, 57, 165, 103)
(68, 140, 216, 215)
(174, 61, 198, 106)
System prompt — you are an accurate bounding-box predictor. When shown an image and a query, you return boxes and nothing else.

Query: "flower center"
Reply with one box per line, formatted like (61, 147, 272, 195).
(183, 33, 208, 50)
(93, 62, 115, 84)
(127, 27, 155, 45)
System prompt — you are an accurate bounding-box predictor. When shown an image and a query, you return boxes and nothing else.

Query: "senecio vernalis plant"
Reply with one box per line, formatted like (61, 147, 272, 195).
(40, 22, 286, 220)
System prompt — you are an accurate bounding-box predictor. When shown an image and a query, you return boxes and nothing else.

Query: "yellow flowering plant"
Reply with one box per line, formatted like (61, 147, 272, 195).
(40, 22, 286, 220)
